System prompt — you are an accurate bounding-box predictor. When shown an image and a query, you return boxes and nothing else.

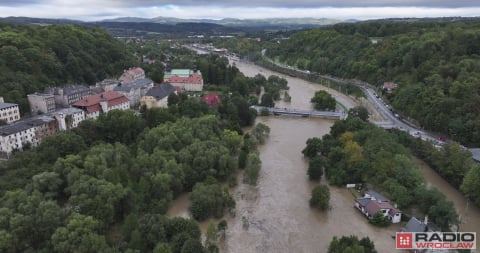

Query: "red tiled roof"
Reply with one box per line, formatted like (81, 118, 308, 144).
(167, 73, 203, 84)
(73, 91, 129, 113)
(119, 67, 145, 84)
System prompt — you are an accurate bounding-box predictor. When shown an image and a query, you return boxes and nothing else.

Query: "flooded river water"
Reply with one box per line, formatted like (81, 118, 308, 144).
(168, 55, 480, 252)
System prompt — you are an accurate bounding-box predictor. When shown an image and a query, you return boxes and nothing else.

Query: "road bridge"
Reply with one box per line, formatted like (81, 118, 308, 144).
(250, 106, 346, 119)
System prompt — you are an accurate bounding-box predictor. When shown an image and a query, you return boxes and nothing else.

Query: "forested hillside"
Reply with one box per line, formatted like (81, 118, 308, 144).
(0, 24, 134, 113)
(266, 20, 480, 145)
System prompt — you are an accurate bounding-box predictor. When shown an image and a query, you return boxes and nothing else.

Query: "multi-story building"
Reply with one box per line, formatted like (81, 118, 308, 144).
(95, 79, 121, 92)
(27, 93, 56, 115)
(27, 115, 58, 146)
(51, 108, 85, 131)
(72, 91, 130, 119)
(114, 78, 154, 107)
(0, 121, 36, 159)
(119, 67, 145, 85)
(45, 84, 92, 107)
(140, 83, 176, 109)
(164, 69, 203, 91)
(0, 97, 20, 123)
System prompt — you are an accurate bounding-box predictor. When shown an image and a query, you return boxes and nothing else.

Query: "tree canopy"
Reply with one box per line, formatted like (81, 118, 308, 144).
(265, 20, 480, 145)
(0, 24, 134, 113)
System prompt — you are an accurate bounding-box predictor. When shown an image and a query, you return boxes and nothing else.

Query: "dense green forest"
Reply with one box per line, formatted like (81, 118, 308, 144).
(0, 24, 135, 113)
(265, 20, 480, 146)
(0, 32, 284, 250)
(303, 114, 459, 230)
(0, 106, 270, 252)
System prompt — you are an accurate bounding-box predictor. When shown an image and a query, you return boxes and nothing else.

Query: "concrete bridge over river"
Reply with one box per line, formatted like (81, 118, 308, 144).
(250, 106, 346, 120)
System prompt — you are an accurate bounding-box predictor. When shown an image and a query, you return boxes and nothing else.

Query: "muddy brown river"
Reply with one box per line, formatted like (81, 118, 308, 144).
(168, 53, 480, 252)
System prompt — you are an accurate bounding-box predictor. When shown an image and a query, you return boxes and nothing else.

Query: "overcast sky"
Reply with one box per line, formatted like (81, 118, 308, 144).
(0, 0, 479, 21)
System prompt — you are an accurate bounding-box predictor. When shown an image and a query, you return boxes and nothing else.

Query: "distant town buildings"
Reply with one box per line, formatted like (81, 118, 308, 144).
(140, 83, 176, 109)
(95, 79, 121, 92)
(52, 108, 85, 131)
(72, 91, 130, 119)
(0, 97, 20, 123)
(44, 84, 93, 107)
(2, 68, 146, 159)
(114, 78, 154, 107)
(27, 93, 56, 115)
(119, 67, 145, 85)
(164, 69, 203, 91)
(0, 121, 36, 159)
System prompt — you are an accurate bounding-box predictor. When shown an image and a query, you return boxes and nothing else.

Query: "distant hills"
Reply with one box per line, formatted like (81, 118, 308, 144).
(103, 16, 341, 28)
(0, 16, 341, 36)
(2, 16, 476, 37)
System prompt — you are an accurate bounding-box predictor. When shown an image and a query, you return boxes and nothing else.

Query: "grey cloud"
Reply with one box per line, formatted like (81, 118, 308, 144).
(0, 0, 43, 6)
(115, 0, 480, 8)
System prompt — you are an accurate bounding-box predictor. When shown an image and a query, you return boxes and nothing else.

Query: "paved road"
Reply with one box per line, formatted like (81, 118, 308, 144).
(187, 44, 443, 144)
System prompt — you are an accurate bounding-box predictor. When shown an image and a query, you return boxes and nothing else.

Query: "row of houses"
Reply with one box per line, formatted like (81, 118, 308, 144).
(0, 90, 132, 159)
(0, 107, 85, 159)
(0, 67, 209, 159)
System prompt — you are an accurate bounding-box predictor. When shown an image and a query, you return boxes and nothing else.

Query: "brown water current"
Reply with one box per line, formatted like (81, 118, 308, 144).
(167, 56, 480, 253)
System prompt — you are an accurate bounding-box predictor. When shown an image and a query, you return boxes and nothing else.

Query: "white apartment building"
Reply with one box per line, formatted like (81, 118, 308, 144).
(0, 97, 20, 123)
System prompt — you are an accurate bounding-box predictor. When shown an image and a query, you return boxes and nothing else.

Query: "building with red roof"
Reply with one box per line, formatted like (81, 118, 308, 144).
(119, 67, 145, 85)
(72, 91, 130, 119)
(354, 190, 402, 223)
(164, 69, 203, 91)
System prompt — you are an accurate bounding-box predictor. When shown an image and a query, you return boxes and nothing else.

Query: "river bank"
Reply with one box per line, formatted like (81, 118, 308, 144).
(170, 47, 480, 253)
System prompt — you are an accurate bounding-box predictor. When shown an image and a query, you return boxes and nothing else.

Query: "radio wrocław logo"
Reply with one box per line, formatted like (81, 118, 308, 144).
(396, 232, 476, 250)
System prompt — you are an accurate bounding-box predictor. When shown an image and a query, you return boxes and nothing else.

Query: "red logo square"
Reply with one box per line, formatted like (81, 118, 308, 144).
(396, 232, 413, 249)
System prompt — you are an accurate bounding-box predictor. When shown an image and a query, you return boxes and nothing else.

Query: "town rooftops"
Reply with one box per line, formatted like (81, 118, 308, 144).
(164, 69, 201, 79)
(364, 190, 389, 202)
(145, 83, 176, 100)
(27, 93, 54, 98)
(73, 91, 129, 113)
(114, 78, 153, 92)
(50, 107, 84, 116)
(167, 73, 203, 84)
(62, 84, 90, 95)
(0, 102, 18, 110)
(0, 121, 33, 136)
(119, 67, 145, 84)
(45, 84, 89, 95)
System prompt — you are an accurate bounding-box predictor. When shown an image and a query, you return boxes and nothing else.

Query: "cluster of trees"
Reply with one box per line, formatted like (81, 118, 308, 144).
(302, 115, 458, 230)
(0, 108, 267, 252)
(328, 235, 377, 253)
(309, 185, 330, 211)
(0, 24, 134, 113)
(310, 90, 336, 111)
(256, 74, 289, 107)
(266, 20, 480, 145)
(395, 130, 480, 208)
